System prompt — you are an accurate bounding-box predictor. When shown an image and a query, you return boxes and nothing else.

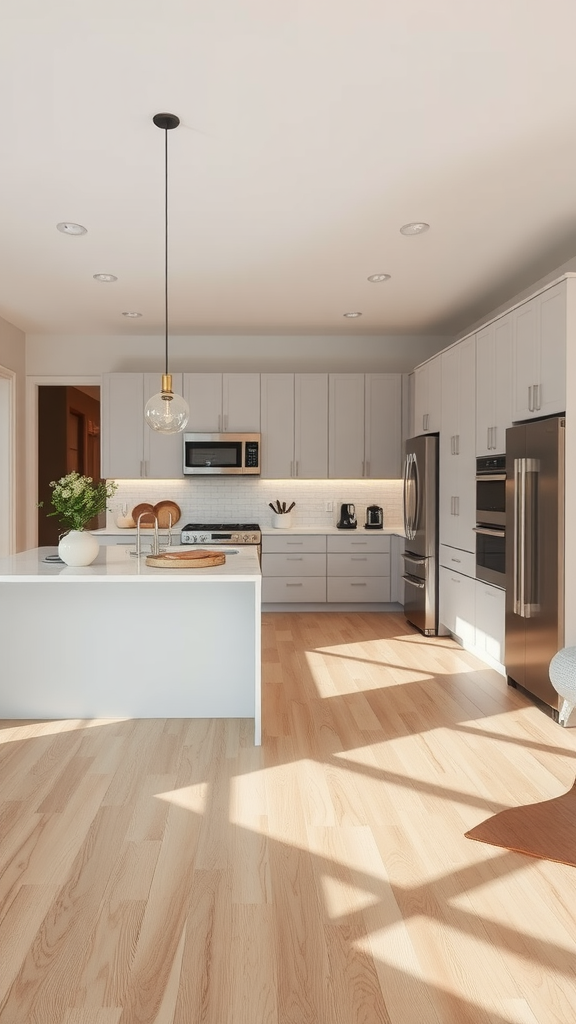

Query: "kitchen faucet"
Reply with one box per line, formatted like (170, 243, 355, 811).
(132, 512, 166, 557)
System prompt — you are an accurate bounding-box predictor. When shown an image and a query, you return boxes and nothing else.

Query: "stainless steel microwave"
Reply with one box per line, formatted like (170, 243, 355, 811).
(183, 432, 261, 475)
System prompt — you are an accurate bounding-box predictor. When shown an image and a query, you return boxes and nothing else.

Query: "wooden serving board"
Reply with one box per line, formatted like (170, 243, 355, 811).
(145, 548, 226, 569)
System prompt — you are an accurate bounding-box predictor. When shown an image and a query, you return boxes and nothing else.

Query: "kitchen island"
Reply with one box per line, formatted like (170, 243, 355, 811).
(0, 545, 262, 743)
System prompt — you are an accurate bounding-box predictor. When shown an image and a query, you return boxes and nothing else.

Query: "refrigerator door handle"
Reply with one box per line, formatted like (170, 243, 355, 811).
(523, 457, 540, 617)
(514, 457, 527, 617)
(403, 454, 410, 538)
(402, 575, 426, 589)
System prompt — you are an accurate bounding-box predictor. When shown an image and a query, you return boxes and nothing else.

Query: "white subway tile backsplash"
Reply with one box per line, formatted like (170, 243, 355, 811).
(107, 477, 404, 530)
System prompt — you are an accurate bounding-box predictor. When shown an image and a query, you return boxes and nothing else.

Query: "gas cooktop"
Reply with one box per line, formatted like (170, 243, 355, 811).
(180, 523, 261, 545)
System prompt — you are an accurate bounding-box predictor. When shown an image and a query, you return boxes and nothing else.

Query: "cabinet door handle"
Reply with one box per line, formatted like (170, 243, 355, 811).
(528, 385, 533, 412)
(217, 413, 222, 431)
(295, 460, 299, 477)
(362, 461, 365, 477)
(487, 427, 491, 451)
(456, 434, 460, 455)
(365, 460, 370, 477)
(290, 461, 294, 477)
(534, 383, 541, 410)
(455, 496, 460, 516)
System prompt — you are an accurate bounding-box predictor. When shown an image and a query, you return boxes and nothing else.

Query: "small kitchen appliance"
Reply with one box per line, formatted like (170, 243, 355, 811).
(183, 433, 260, 475)
(365, 505, 384, 529)
(337, 503, 357, 530)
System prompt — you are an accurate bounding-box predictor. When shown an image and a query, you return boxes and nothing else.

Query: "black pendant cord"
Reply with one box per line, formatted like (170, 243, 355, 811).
(164, 124, 169, 378)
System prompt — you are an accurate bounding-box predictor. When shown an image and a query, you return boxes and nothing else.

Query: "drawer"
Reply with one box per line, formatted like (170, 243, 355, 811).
(327, 534, 390, 553)
(327, 576, 391, 603)
(262, 534, 327, 554)
(327, 552, 390, 577)
(439, 544, 476, 577)
(262, 576, 327, 603)
(262, 552, 326, 577)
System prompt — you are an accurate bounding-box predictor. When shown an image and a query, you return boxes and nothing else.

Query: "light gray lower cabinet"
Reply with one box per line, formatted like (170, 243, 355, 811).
(439, 544, 505, 669)
(261, 534, 327, 603)
(327, 534, 391, 603)
(262, 532, 397, 605)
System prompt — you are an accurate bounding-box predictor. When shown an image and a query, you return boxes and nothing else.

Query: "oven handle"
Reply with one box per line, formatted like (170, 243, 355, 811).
(473, 526, 505, 537)
(475, 473, 506, 482)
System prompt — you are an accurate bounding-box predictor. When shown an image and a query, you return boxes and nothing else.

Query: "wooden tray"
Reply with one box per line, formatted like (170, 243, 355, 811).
(145, 549, 226, 569)
(153, 500, 181, 529)
(132, 502, 155, 527)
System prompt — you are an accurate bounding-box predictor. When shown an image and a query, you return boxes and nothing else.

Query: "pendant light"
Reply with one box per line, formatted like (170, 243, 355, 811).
(144, 112, 189, 434)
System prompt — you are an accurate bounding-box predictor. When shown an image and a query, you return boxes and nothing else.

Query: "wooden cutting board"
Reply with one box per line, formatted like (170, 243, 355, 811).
(145, 548, 226, 569)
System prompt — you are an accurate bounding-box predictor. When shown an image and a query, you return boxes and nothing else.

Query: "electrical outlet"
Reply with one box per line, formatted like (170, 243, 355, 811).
(325, 501, 333, 512)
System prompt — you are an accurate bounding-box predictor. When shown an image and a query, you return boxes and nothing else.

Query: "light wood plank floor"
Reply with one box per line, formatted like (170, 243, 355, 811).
(2, 611, 576, 1023)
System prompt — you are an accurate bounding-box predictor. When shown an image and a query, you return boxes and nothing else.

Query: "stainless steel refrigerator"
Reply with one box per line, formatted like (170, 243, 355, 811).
(505, 415, 565, 714)
(402, 434, 439, 635)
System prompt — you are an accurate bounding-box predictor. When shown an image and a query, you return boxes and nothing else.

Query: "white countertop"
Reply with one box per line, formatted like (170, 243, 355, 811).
(95, 525, 405, 538)
(0, 545, 261, 583)
(260, 525, 405, 536)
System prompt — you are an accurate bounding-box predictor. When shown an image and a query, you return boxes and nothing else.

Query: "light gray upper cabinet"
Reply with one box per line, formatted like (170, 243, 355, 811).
(101, 372, 184, 479)
(476, 312, 513, 456)
(365, 374, 402, 478)
(328, 373, 402, 479)
(183, 373, 260, 432)
(413, 354, 442, 434)
(439, 337, 476, 554)
(260, 373, 328, 479)
(511, 282, 566, 422)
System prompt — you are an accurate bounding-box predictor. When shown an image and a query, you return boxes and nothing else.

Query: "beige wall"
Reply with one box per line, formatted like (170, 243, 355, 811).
(25, 333, 449, 377)
(0, 315, 26, 551)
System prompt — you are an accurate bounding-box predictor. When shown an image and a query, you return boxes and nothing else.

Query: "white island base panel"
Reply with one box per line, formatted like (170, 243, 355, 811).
(0, 548, 262, 744)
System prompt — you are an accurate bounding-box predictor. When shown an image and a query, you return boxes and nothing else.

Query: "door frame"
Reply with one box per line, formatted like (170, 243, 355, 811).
(26, 375, 101, 549)
(0, 364, 16, 556)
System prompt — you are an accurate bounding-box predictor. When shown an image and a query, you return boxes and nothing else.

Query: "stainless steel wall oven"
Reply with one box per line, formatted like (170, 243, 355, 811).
(475, 455, 506, 588)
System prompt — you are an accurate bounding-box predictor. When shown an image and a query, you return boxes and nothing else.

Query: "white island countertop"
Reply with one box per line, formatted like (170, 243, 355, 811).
(0, 544, 262, 742)
(0, 545, 261, 583)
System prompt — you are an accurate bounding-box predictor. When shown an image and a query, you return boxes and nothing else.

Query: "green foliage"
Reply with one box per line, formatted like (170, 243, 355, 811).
(40, 472, 118, 532)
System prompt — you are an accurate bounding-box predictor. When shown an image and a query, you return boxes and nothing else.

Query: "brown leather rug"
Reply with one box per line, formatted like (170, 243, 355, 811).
(465, 778, 576, 867)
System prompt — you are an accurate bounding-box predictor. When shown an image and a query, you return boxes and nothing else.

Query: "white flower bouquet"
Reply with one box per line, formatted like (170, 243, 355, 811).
(41, 472, 118, 532)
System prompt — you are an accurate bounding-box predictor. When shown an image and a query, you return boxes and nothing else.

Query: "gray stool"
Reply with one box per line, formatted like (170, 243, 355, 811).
(549, 646, 576, 726)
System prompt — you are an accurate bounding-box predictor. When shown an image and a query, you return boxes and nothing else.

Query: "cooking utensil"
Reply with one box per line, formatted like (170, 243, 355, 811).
(132, 502, 155, 527)
(145, 548, 226, 568)
(269, 502, 278, 513)
(153, 500, 181, 529)
(286, 501, 296, 513)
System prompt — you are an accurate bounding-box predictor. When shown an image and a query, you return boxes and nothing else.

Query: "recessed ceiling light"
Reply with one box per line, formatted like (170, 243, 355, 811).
(400, 222, 430, 235)
(343, 311, 362, 318)
(93, 273, 118, 283)
(122, 311, 142, 318)
(56, 222, 87, 236)
(367, 274, 391, 283)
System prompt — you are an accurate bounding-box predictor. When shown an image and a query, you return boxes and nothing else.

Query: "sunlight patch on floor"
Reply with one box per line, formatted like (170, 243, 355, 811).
(155, 781, 209, 813)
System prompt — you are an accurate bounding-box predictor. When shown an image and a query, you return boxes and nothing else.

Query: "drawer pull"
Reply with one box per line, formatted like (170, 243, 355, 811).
(287, 556, 303, 561)
(451, 557, 461, 563)
(351, 556, 367, 561)
(351, 582, 367, 587)
(286, 582, 303, 587)
(286, 542, 304, 546)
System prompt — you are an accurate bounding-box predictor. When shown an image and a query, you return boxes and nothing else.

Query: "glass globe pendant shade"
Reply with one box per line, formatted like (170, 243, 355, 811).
(144, 374, 189, 434)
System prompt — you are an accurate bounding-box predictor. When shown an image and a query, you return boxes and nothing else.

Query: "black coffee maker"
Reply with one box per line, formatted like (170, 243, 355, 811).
(365, 505, 384, 529)
(337, 503, 357, 529)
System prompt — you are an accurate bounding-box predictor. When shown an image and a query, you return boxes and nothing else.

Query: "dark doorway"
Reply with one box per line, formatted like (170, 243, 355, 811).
(38, 386, 102, 546)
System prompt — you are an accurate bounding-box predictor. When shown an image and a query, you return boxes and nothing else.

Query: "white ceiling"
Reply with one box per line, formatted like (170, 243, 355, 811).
(2, 0, 576, 339)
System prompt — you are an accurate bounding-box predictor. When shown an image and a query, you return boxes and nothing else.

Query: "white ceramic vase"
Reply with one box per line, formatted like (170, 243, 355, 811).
(58, 529, 100, 567)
